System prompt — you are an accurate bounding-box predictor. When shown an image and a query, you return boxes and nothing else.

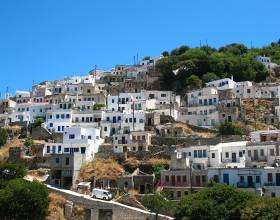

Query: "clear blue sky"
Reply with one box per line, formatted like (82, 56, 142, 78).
(0, 0, 280, 95)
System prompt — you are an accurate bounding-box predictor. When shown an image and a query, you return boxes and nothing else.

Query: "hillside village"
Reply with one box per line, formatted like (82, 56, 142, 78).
(2, 44, 280, 219)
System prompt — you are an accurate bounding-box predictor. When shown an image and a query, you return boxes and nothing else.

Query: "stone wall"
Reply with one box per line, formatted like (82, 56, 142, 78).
(151, 135, 246, 147)
(47, 185, 174, 220)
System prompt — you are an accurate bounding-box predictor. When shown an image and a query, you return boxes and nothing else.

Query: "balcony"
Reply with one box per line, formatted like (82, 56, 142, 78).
(237, 182, 255, 188)
(118, 140, 128, 144)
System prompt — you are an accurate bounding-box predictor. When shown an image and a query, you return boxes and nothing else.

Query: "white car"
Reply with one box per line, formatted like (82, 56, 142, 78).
(91, 188, 113, 200)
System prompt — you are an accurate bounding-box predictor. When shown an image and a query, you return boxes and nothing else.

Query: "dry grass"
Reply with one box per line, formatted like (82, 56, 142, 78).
(71, 205, 86, 220)
(79, 158, 124, 182)
(145, 158, 170, 167)
(45, 193, 66, 220)
(25, 169, 49, 182)
(241, 98, 277, 131)
(0, 138, 23, 163)
(172, 121, 216, 138)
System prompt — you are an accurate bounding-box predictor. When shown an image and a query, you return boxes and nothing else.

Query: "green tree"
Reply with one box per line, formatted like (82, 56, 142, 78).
(161, 51, 169, 57)
(0, 179, 50, 220)
(153, 165, 166, 183)
(241, 196, 280, 220)
(33, 116, 45, 127)
(93, 103, 106, 110)
(24, 136, 34, 147)
(219, 43, 248, 56)
(218, 121, 244, 135)
(143, 56, 151, 61)
(186, 75, 202, 89)
(175, 184, 256, 220)
(171, 45, 189, 56)
(0, 128, 8, 147)
(202, 72, 220, 84)
(142, 193, 174, 219)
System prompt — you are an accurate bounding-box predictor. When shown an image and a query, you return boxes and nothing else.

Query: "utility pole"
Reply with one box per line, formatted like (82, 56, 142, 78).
(94, 65, 97, 83)
(253, 89, 257, 131)
(132, 99, 135, 131)
(189, 159, 193, 194)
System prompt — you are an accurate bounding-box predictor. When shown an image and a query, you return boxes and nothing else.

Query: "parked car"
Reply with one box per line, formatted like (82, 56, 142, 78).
(91, 188, 113, 200)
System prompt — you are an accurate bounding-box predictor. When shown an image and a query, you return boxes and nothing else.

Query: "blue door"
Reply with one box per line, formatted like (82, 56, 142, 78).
(223, 173, 229, 184)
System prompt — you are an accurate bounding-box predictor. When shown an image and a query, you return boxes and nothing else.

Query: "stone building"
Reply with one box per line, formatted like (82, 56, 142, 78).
(117, 168, 154, 194)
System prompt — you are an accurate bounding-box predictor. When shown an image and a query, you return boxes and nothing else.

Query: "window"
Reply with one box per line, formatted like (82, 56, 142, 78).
(47, 146, 50, 153)
(58, 145, 61, 152)
(81, 147, 86, 154)
(177, 176, 181, 182)
(248, 150, 251, 157)
(161, 94, 167, 97)
(56, 114, 59, 119)
(268, 173, 273, 182)
(202, 175, 206, 183)
(88, 136, 91, 140)
(183, 176, 187, 182)
(165, 176, 169, 182)
(203, 150, 207, 157)
(270, 149, 275, 156)
(69, 134, 75, 139)
(194, 150, 197, 158)
(55, 158, 60, 164)
(212, 153, 215, 158)
(64, 148, 69, 153)
(65, 157, 70, 165)
(240, 176, 244, 183)
(225, 152, 229, 158)
(177, 191, 181, 198)
(256, 176, 260, 183)
(104, 127, 107, 131)
(260, 149, 264, 156)
(66, 114, 70, 119)
(272, 192, 276, 197)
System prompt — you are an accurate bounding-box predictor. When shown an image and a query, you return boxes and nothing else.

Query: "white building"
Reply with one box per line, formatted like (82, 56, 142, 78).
(44, 109, 73, 133)
(10, 102, 48, 123)
(16, 90, 31, 104)
(113, 130, 153, 153)
(256, 55, 279, 70)
(101, 111, 145, 137)
(180, 87, 219, 128)
(205, 78, 236, 90)
(208, 167, 280, 197)
(43, 127, 103, 161)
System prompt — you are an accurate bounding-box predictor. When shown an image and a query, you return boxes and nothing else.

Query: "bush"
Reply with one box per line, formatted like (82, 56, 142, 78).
(218, 121, 244, 135)
(24, 136, 34, 147)
(0, 163, 26, 182)
(174, 184, 256, 220)
(0, 179, 50, 220)
(33, 116, 45, 127)
(142, 193, 177, 218)
(0, 128, 8, 147)
(93, 103, 106, 110)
